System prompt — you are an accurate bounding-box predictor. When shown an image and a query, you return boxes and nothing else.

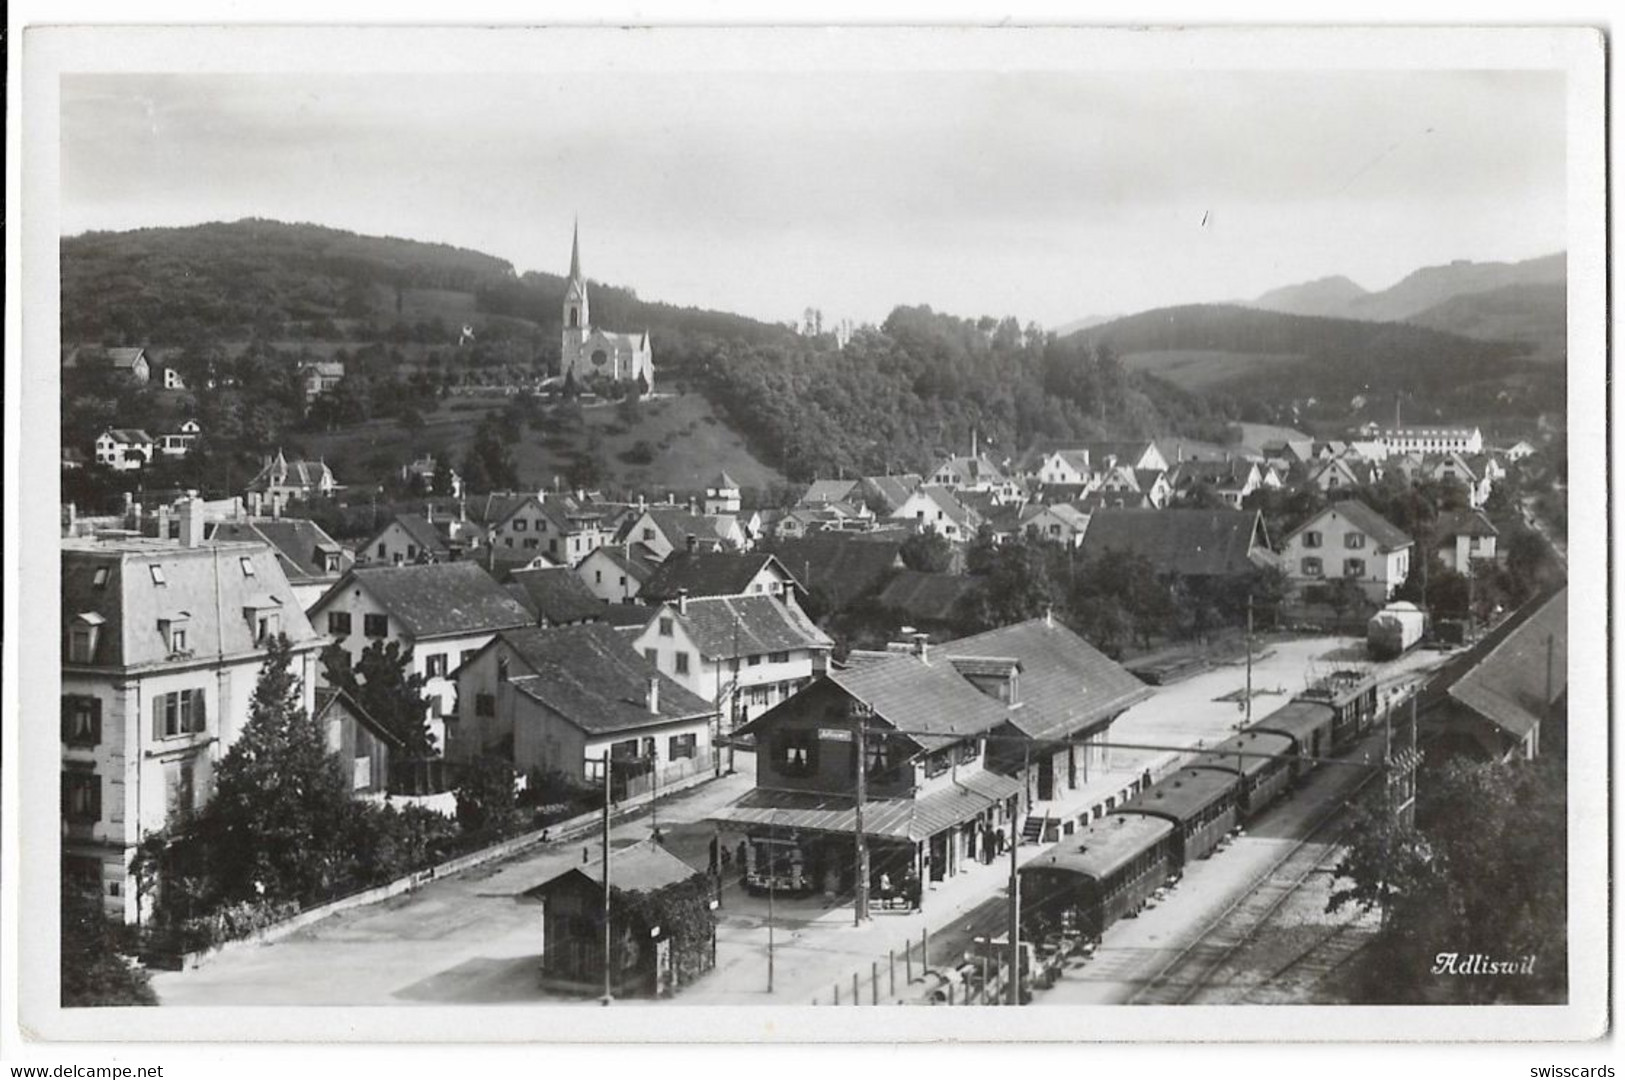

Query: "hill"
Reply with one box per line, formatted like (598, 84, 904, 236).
(1249, 275, 1369, 318)
(1405, 281, 1566, 361)
(1068, 303, 1555, 421)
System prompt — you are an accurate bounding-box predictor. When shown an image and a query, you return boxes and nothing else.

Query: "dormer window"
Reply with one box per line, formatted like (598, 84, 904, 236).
(67, 613, 105, 664)
(92, 567, 110, 588)
(159, 614, 192, 655)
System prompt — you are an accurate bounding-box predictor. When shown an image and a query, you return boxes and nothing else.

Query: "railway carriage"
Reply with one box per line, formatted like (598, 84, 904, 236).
(1112, 768, 1239, 864)
(1299, 669, 1380, 752)
(1018, 814, 1176, 941)
(1190, 729, 1294, 819)
(1248, 699, 1337, 779)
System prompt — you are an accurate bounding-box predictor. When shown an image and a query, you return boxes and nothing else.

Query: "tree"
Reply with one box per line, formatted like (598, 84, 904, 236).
(454, 756, 523, 835)
(432, 455, 455, 497)
(60, 880, 156, 1007)
(194, 635, 354, 905)
(899, 531, 954, 574)
(323, 641, 435, 757)
(954, 537, 1058, 634)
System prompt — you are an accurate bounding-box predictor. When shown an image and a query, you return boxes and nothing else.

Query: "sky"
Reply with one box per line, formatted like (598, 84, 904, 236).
(60, 68, 1568, 329)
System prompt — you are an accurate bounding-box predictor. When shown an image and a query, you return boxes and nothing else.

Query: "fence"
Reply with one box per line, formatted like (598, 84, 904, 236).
(811, 926, 1013, 1007)
(618, 748, 716, 802)
(389, 757, 457, 796)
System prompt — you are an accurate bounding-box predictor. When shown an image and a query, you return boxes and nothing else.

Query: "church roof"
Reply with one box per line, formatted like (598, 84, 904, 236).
(569, 220, 582, 280)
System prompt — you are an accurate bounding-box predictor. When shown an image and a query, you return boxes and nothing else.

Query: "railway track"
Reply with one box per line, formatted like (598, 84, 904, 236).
(1128, 748, 1379, 1005)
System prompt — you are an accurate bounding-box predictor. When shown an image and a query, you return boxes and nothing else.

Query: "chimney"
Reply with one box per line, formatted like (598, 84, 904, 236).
(156, 505, 172, 541)
(688, 497, 697, 514)
(66, 502, 77, 535)
(677, 588, 689, 615)
(912, 632, 929, 663)
(646, 675, 660, 715)
(686, 534, 698, 554)
(426, 502, 435, 524)
(272, 492, 284, 520)
(1044, 605, 1054, 629)
(179, 496, 205, 549)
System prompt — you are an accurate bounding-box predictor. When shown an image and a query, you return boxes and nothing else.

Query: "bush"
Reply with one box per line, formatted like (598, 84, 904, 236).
(454, 756, 523, 835)
(620, 440, 656, 466)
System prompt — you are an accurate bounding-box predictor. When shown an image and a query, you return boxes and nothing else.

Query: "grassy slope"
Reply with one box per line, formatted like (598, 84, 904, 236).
(1117, 349, 1309, 392)
(295, 385, 784, 495)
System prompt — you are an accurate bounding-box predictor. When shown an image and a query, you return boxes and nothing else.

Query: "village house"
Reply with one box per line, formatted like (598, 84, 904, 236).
(1418, 587, 1567, 762)
(860, 473, 925, 515)
(576, 542, 661, 604)
(504, 566, 606, 627)
(94, 429, 156, 472)
(714, 646, 1022, 900)
(246, 450, 339, 504)
(641, 551, 800, 604)
(619, 506, 733, 561)
(1078, 509, 1275, 588)
(927, 436, 1010, 495)
(315, 686, 405, 795)
(308, 562, 533, 752)
(633, 593, 833, 735)
(1503, 439, 1539, 462)
(206, 516, 354, 610)
(1166, 458, 1264, 509)
(450, 623, 716, 788)
(470, 492, 608, 569)
(1085, 440, 1170, 474)
(61, 501, 325, 922)
(1305, 454, 1381, 494)
(1425, 453, 1494, 509)
(1017, 502, 1091, 547)
(1380, 425, 1485, 457)
(772, 533, 910, 616)
(104, 347, 152, 383)
(151, 357, 186, 391)
(362, 513, 453, 566)
(157, 419, 202, 458)
(876, 571, 981, 636)
(401, 454, 463, 498)
(300, 359, 346, 405)
(942, 614, 1154, 806)
(1034, 449, 1094, 488)
(702, 472, 742, 516)
(1432, 508, 1500, 574)
(889, 485, 979, 541)
(1279, 500, 1413, 608)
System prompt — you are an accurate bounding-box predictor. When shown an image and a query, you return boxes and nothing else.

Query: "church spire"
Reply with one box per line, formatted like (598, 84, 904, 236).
(569, 219, 582, 281)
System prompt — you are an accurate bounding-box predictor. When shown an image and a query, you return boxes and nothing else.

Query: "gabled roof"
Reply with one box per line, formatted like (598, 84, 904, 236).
(770, 534, 907, 610)
(531, 841, 702, 895)
(827, 652, 1011, 751)
(902, 485, 978, 530)
(317, 562, 532, 640)
(931, 455, 1007, 485)
(506, 567, 605, 626)
(208, 518, 352, 583)
(583, 542, 661, 583)
(1421, 587, 1567, 741)
(1043, 449, 1093, 475)
(877, 571, 980, 624)
(61, 537, 322, 669)
(629, 507, 728, 548)
(861, 474, 923, 513)
(1433, 508, 1499, 541)
(800, 479, 860, 506)
(106, 347, 147, 369)
(102, 428, 154, 444)
(248, 456, 335, 492)
(1019, 503, 1089, 531)
(642, 551, 797, 602)
(1289, 500, 1412, 552)
(375, 513, 450, 557)
(314, 686, 409, 751)
(463, 492, 540, 527)
(663, 594, 833, 659)
(943, 617, 1153, 741)
(498, 623, 714, 734)
(1080, 509, 1269, 577)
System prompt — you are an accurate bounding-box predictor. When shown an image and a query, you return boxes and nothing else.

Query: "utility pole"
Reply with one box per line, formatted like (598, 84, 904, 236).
(1244, 593, 1254, 728)
(601, 753, 613, 1004)
(1007, 741, 1028, 1006)
(853, 702, 871, 926)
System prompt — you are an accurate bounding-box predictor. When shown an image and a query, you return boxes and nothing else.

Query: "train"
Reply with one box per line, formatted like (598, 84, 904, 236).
(1017, 668, 1379, 951)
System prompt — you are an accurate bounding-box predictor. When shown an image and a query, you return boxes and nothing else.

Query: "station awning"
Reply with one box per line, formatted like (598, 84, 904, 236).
(711, 771, 1021, 843)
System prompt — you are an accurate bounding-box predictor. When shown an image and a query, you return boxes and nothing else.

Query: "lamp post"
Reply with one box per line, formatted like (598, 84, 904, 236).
(767, 811, 781, 995)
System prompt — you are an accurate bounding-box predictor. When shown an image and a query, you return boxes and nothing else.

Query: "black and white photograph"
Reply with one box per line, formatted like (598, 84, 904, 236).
(5, 13, 1609, 1058)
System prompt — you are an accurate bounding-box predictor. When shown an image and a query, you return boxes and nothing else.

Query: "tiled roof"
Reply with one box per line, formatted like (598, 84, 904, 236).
(877, 571, 979, 624)
(1421, 587, 1567, 740)
(384, 514, 450, 556)
(801, 479, 860, 506)
(1299, 500, 1412, 552)
(932, 455, 1007, 485)
(943, 617, 1154, 741)
(464, 493, 537, 527)
(586, 543, 661, 583)
(916, 485, 977, 530)
(106, 347, 147, 368)
(506, 567, 606, 625)
(1085, 441, 1158, 468)
(500, 623, 714, 734)
(61, 538, 322, 669)
(670, 594, 833, 659)
(628, 508, 728, 548)
(248, 457, 335, 492)
(861, 474, 922, 513)
(208, 518, 352, 583)
(827, 652, 1011, 750)
(103, 428, 154, 444)
(1080, 509, 1268, 577)
(1433, 509, 1499, 541)
(712, 770, 1021, 842)
(324, 562, 532, 640)
(642, 552, 795, 601)
(768, 534, 906, 610)
(314, 686, 408, 750)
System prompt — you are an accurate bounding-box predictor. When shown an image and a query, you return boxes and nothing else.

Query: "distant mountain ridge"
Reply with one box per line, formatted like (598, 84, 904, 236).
(1249, 275, 1369, 317)
(1247, 252, 1565, 323)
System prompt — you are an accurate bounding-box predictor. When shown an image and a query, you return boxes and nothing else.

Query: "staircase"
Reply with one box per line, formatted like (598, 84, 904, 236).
(1021, 814, 1048, 845)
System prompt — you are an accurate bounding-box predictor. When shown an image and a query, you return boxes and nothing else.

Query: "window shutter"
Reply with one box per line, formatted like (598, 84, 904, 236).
(91, 698, 103, 745)
(90, 776, 102, 822)
(153, 696, 163, 740)
(61, 697, 73, 742)
(193, 689, 208, 732)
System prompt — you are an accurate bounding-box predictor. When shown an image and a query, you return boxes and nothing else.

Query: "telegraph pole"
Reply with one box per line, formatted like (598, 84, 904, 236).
(601, 753, 613, 1004)
(1007, 741, 1028, 1006)
(853, 703, 871, 926)
(1244, 593, 1254, 727)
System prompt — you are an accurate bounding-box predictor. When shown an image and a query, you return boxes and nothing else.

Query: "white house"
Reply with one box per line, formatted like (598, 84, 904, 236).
(1279, 500, 1414, 607)
(632, 593, 833, 736)
(640, 551, 800, 604)
(576, 543, 661, 604)
(157, 420, 202, 458)
(1503, 439, 1538, 462)
(1035, 450, 1093, 488)
(1433, 509, 1500, 574)
(246, 450, 339, 504)
(889, 485, 979, 541)
(94, 429, 156, 472)
(1380, 426, 1485, 457)
(1017, 503, 1090, 547)
(1425, 453, 1493, 509)
(61, 501, 325, 922)
(308, 562, 533, 752)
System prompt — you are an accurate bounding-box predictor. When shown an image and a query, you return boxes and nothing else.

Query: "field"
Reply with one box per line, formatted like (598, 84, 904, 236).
(294, 383, 785, 496)
(1119, 350, 1309, 392)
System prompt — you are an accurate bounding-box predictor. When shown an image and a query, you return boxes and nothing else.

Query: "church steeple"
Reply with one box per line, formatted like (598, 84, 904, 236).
(569, 218, 582, 282)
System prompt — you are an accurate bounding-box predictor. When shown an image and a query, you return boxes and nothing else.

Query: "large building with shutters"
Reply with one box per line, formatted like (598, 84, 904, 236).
(60, 500, 325, 922)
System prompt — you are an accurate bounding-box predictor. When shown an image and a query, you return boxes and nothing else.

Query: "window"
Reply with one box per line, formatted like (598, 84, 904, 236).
(378, 542, 388, 559)
(169, 627, 188, 653)
(364, 613, 388, 637)
(595, 570, 603, 584)
(1344, 558, 1367, 578)
(324, 553, 341, 572)
(62, 696, 101, 747)
(769, 651, 789, 664)
(255, 613, 280, 643)
(240, 557, 256, 577)
(658, 617, 674, 638)
(524, 538, 539, 550)
(497, 655, 510, 682)
(475, 692, 496, 717)
(747, 654, 762, 668)
(860, 733, 904, 784)
(1301, 557, 1323, 577)
(68, 628, 97, 664)
(92, 567, 109, 588)
(1301, 531, 1322, 549)
(772, 729, 818, 777)
(62, 771, 101, 824)
(674, 651, 690, 675)
(328, 611, 353, 636)
(642, 528, 655, 542)
(461, 649, 478, 667)
(1345, 533, 1365, 550)
(149, 565, 166, 585)
(425, 653, 448, 678)
(152, 689, 207, 739)
(669, 733, 697, 760)
(514, 519, 527, 532)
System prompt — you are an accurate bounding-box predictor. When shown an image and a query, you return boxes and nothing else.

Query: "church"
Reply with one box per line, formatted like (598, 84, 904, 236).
(559, 224, 654, 391)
